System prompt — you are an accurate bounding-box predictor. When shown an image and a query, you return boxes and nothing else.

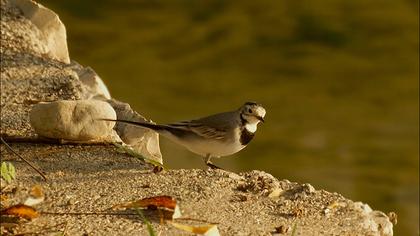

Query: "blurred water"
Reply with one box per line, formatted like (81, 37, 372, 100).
(41, 1, 419, 234)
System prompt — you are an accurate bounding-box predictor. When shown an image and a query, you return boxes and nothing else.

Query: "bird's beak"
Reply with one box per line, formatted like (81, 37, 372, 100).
(257, 116, 265, 123)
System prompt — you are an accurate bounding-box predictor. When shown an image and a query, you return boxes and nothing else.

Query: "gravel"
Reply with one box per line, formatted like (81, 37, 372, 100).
(1, 143, 393, 236)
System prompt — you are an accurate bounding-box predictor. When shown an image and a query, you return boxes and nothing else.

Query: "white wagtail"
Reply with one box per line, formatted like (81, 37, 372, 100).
(101, 102, 266, 169)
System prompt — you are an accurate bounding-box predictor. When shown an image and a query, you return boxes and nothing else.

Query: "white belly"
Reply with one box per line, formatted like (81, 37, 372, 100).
(163, 132, 245, 157)
(160, 127, 250, 157)
(183, 139, 245, 157)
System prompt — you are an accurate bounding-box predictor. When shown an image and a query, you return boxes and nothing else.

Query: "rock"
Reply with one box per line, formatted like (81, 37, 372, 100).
(268, 187, 283, 199)
(1, 0, 85, 139)
(371, 211, 394, 236)
(70, 62, 111, 100)
(237, 170, 282, 196)
(353, 201, 373, 214)
(351, 202, 394, 236)
(29, 100, 117, 141)
(10, 0, 70, 63)
(107, 99, 162, 164)
(387, 212, 398, 225)
(302, 183, 316, 194)
(1, 66, 86, 138)
(227, 172, 244, 181)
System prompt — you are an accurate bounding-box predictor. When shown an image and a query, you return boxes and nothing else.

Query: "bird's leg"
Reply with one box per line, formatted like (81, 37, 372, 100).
(204, 154, 223, 170)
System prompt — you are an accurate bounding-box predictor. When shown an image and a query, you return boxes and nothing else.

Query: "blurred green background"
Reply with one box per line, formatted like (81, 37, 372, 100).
(40, 0, 419, 234)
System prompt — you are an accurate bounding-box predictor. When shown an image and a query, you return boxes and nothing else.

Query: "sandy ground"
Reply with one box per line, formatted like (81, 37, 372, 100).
(1, 143, 391, 235)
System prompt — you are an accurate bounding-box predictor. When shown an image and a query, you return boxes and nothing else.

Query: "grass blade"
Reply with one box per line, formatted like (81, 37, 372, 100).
(135, 208, 156, 236)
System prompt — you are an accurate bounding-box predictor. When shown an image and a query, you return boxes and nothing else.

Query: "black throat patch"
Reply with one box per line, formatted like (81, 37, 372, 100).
(239, 113, 255, 145)
(240, 128, 255, 145)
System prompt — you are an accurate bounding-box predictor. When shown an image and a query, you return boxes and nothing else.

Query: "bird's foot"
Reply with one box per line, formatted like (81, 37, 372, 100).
(206, 162, 224, 170)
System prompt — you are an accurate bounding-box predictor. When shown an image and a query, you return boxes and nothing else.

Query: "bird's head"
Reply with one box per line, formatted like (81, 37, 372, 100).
(239, 102, 266, 124)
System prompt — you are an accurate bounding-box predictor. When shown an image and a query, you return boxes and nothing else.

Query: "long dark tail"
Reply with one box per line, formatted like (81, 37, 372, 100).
(99, 118, 167, 132)
(99, 119, 193, 140)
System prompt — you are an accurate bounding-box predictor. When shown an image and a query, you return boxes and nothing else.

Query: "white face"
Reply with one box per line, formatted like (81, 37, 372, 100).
(242, 103, 266, 125)
(254, 106, 266, 121)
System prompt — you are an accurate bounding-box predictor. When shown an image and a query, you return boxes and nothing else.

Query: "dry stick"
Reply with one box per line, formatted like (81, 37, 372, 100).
(41, 211, 135, 216)
(1, 136, 114, 146)
(1, 137, 47, 181)
(41, 211, 219, 224)
(176, 217, 219, 225)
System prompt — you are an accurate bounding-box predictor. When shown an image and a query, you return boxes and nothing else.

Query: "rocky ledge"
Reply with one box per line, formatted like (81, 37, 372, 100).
(0, 0, 395, 235)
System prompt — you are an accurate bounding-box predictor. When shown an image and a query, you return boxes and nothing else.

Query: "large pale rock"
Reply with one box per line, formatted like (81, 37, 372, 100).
(70, 62, 112, 100)
(30, 100, 116, 141)
(352, 202, 394, 236)
(108, 99, 163, 164)
(10, 0, 70, 63)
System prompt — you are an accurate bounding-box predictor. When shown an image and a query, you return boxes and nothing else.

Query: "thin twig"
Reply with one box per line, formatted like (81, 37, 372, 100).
(41, 211, 140, 216)
(175, 217, 219, 225)
(41, 211, 219, 224)
(1, 136, 114, 146)
(1, 137, 47, 181)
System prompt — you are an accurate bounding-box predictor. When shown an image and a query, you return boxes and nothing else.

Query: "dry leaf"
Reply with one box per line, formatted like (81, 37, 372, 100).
(169, 222, 220, 236)
(113, 195, 181, 219)
(1, 204, 39, 220)
(24, 185, 45, 206)
(113, 195, 175, 210)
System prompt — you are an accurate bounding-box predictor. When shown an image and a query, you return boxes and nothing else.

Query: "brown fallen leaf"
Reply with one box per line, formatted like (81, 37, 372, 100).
(1, 204, 39, 220)
(113, 195, 175, 210)
(169, 221, 220, 236)
(112, 195, 181, 219)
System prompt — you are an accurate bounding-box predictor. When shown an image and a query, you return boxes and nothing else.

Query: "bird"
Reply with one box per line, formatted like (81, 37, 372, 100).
(101, 102, 266, 169)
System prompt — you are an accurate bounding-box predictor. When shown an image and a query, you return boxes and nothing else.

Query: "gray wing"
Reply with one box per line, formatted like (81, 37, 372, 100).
(167, 111, 237, 140)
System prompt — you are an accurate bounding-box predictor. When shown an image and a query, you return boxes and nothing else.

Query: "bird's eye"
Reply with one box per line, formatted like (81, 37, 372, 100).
(248, 108, 252, 113)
